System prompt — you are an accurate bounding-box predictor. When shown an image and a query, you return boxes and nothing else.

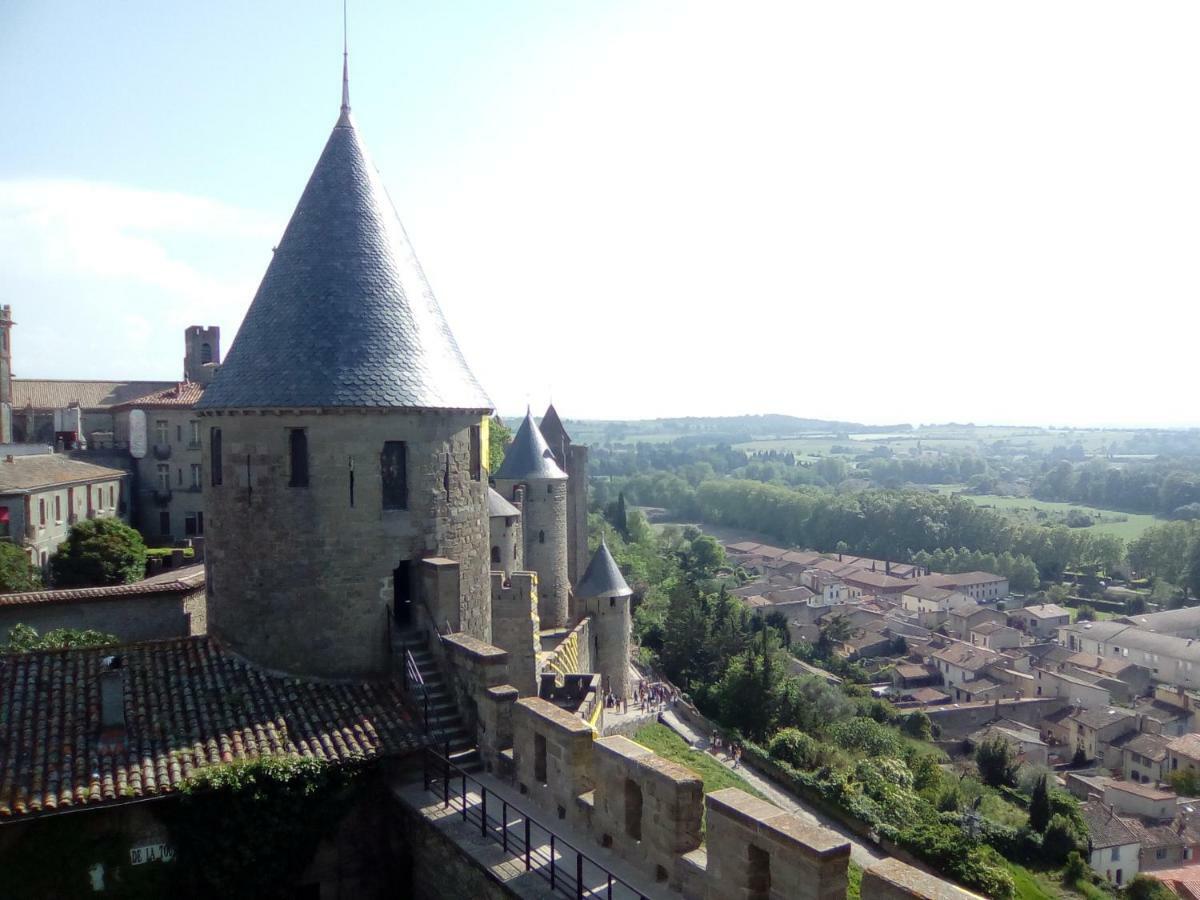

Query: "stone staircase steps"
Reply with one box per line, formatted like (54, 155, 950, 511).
(394, 628, 483, 775)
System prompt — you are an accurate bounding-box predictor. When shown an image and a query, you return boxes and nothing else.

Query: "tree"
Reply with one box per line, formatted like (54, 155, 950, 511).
(1041, 813, 1082, 864)
(1071, 744, 1088, 768)
(816, 614, 854, 658)
(1028, 774, 1051, 833)
(1075, 603, 1095, 622)
(487, 415, 512, 472)
(975, 737, 1019, 788)
(1062, 850, 1086, 885)
(50, 518, 148, 587)
(901, 711, 932, 741)
(4, 623, 118, 652)
(0, 542, 40, 593)
(1125, 875, 1178, 900)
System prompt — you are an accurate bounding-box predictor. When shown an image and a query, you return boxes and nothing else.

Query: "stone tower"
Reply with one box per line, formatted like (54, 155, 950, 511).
(196, 61, 492, 679)
(184, 325, 221, 385)
(493, 410, 569, 628)
(540, 404, 588, 586)
(0, 306, 13, 443)
(487, 486, 522, 577)
(576, 538, 633, 698)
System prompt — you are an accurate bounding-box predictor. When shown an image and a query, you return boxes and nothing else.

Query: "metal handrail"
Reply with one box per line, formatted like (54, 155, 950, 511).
(423, 747, 648, 900)
(402, 648, 431, 734)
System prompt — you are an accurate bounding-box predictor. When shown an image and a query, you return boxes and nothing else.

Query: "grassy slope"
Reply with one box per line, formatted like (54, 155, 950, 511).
(631, 723, 764, 799)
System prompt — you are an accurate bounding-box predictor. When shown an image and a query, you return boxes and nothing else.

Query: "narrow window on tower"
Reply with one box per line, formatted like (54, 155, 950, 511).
(210, 428, 223, 486)
(469, 425, 482, 481)
(381, 441, 408, 510)
(288, 429, 309, 487)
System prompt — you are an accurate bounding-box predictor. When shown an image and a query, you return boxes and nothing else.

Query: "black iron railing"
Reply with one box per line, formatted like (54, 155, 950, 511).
(401, 648, 431, 734)
(423, 748, 648, 900)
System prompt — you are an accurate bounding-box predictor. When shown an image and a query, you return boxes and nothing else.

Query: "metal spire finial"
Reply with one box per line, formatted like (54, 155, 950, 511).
(339, 0, 351, 121)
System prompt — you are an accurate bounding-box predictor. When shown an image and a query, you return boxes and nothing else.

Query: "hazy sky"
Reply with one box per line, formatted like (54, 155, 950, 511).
(2, 2, 1197, 428)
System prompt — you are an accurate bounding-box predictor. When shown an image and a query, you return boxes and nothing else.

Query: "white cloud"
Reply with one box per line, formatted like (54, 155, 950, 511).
(0, 179, 277, 379)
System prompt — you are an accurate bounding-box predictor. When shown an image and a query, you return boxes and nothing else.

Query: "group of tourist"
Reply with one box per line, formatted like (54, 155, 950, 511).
(634, 680, 678, 712)
(709, 732, 743, 768)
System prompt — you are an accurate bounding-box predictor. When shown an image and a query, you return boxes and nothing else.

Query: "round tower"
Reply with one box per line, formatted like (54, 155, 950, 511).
(492, 410, 569, 628)
(576, 538, 633, 699)
(196, 64, 492, 680)
(488, 486, 522, 576)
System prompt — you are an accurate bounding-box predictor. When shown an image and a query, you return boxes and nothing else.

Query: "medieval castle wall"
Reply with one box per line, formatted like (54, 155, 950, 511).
(201, 409, 489, 678)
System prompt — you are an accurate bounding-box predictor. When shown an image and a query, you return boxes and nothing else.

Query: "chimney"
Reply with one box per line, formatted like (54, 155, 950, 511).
(99, 655, 126, 731)
(886, 560, 891, 575)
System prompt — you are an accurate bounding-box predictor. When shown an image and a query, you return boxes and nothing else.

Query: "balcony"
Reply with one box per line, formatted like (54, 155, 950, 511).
(153, 443, 172, 460)
(153, 488, 173, 505)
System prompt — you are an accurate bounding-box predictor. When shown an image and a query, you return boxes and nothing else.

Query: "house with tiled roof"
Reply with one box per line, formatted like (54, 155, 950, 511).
(1070, 707, 1139, 767)
(108, 381, 208, 544)
(0, 451, 127, 568)
(1081, 801, 1141, 886)
(1010, 603, 1071, 638)
(1116, 732, 1172, 786)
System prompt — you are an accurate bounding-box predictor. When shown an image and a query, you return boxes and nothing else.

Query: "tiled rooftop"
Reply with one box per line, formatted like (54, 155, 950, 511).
(0, 564, 205, 608)
(0, 636, 420, 819)
(0, 454, 126, 493)
(111, 381, 205, 410)
(11, 380, 176, 411)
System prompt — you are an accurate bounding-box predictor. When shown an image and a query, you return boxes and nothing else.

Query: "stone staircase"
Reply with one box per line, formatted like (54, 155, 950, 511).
(393, 629, 482, 774)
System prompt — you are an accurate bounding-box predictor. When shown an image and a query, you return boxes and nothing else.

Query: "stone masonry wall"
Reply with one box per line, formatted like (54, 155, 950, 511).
(0, 590, 203, 645)
(565, 443, 588, 588)
(592, 735, 703, 889)
(489, 512, 522, 577)
(578, 589, 631, 698)
(861, 858, 984, 899)
(489, 571, 540, 696)
(201, 409, 489, 679)
(700, 788, 850, 900)
(508, 697, 853, 900)
(494, 478, 567, 629)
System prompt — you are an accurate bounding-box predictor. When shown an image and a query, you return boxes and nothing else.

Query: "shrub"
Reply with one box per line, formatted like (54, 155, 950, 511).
(1062, 850, 1087, 885)
(829, 717, 904, 758)
(1028, 774, 1050, 833)
(0, 542, 40, 593)
(768, 728, 820, 769)
(901, 711, 932, 740)
(975, 737, 1019, 788)
(1125, 874, 1176, 900)
(50, 518, 147, 587)
(3, 623, 119, 653)
(1041, 813, 1082, 864)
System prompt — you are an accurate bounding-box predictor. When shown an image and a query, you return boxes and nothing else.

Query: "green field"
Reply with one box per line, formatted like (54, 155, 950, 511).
(947, 493, 1161, 541)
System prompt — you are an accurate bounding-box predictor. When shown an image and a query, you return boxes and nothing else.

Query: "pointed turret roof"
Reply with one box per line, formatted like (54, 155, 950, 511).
(539, 404, 570, 466)
(493, 409, 567, 481)
(487, 486, 520, 518)
(197, 68, 490, 412)
(576, 539, 632, 600)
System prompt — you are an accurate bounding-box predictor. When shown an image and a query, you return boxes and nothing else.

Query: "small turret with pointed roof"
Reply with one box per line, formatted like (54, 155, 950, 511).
(539, 403, 570, 467)
(494, 409, 567, 481)
(580, 536, 634, 699)
(493, 408, 569, 626)
(576, 537, 632, 600)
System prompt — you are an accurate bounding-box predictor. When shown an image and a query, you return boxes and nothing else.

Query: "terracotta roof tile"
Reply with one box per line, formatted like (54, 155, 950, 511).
(0, 454, 126, 493)
(0, 565, 205, 608)
(11, 380, 176, 411)
(0, 636, 420, 820)
(111, 382, 205, 410)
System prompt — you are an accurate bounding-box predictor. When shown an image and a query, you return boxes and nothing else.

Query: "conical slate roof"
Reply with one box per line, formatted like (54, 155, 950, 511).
(493, 410, 567, 481)
(576, 539, 632, 600)
(197, 102, 490, 411)
(487, 486, 520, 518)
(539, 404, 570, 457)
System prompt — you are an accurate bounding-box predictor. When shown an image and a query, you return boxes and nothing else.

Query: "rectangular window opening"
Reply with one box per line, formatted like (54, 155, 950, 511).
(210, 427, 223, 486)
(288, 429, 309, 487)
(381, 441, 408, 510)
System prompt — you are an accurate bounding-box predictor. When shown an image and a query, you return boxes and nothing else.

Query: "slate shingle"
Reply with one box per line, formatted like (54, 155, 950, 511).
(196, 111, 490, 412)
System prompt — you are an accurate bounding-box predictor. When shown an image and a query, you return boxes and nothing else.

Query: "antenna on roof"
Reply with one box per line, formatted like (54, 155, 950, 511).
(339, 0, 351, 120)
